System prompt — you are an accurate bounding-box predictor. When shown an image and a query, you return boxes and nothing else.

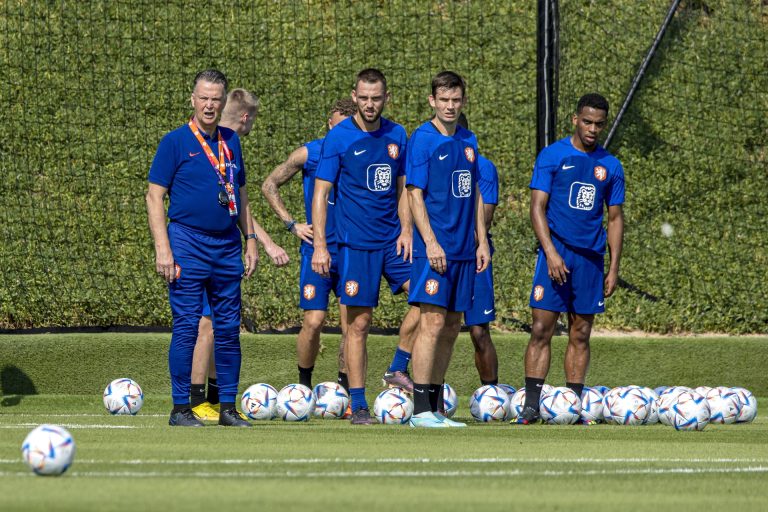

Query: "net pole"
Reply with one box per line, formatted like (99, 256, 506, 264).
(604, 0, 681, 149)
(536, 0, 558, 153)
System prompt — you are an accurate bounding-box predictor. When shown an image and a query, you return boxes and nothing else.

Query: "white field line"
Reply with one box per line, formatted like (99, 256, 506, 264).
(0, 423, 140, 429)
(1, 466, 768, 479)
(2, 413, 167, 418)
(1, 457, 766, 465)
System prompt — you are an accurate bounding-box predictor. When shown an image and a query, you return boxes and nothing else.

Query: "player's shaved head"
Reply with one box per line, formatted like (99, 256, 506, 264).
(577, 93, 609, 115)
(355, 68, 387, 92)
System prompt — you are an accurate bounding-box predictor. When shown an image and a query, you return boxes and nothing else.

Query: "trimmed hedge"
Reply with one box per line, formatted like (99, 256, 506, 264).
(0, 0, 765, 332)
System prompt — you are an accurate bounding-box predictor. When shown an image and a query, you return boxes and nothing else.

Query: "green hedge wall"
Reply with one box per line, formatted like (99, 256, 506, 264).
(0, 0, 765, 333)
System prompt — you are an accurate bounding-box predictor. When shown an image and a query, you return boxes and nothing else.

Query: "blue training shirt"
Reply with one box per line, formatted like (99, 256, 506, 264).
(301, 138, 336, 255)
(315, 116, 407, 250)
(529, 136, 625, 255)
(477, 154, 499, 252)
(148, 124, 246, 233)
(406, 121, 479, 261)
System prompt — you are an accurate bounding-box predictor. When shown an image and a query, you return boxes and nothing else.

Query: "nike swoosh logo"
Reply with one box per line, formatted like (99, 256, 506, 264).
(562, 164, 575, 170)
(484, 309, 494, 315)
(189, 152, 201, 157)
(354, 149, 366, 156)
(598, 301, 605, 306)
(439, 154, 448, 160)
(414, 389, 425, 394)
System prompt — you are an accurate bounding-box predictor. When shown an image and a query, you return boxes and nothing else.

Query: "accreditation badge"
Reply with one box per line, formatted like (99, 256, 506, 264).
(225, 183, 238, 217)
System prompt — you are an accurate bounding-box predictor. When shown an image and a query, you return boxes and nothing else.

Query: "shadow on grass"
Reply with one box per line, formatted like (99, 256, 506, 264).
(1, 365, 37, 407)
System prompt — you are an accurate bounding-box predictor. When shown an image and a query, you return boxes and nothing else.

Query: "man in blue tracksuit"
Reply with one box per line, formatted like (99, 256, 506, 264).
(146, 69, 258, 427)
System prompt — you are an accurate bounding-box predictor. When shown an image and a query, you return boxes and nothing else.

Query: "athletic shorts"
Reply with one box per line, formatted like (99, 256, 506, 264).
(338, 245, 410, 307)
(299, 250, 342, 311)
(201, 288, 212, 317)
(529, 235, 605, 314)
(464, 259, 495, 326)
(408, 257, 475, 312)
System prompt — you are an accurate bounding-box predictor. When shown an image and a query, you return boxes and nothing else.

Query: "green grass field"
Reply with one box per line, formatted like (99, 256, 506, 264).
(1, 333, 767, 511)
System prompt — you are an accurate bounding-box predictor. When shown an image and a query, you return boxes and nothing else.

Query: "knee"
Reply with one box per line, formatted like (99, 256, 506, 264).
(569, 325, 591, 347)
(529, 320, 553, 347)
(347, 314, 371, 338)
(470, 325, 492, 350)
(302, 312, 326, 335)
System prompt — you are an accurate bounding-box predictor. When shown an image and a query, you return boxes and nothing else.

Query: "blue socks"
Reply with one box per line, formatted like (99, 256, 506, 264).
(349, 387, 368, 412)
(388, 348, 411, 373)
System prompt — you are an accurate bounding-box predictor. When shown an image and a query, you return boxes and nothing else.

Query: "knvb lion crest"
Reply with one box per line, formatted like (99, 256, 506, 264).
(594, 165, 607, 181)
(387, 144, 399, 160)
(345, 280, 359, 297)
(464, 147, 475, 163)
(303, 284, 316, 300)
(533, 285, 545, 302)
(425, 279, 439, 296)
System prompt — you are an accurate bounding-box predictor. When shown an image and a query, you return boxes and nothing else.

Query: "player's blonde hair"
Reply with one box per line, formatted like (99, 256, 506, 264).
(222, 88, 260, 123)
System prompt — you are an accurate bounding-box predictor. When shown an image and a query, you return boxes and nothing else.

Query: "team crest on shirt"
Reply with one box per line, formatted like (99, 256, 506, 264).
(452, 170, 473, 198)
(387, 144, 399, 160)
(594, 165, 607, 181)
(533, 285, 544, 302)
(174, 264, 181, 279)
(367, 164, 392, 192)
(464, 147, 475, 163)
(345, 280, 359, 297)
(425, 279, 439, 296)
(303, 284, 316, 300)
(569, 182, 596, 211)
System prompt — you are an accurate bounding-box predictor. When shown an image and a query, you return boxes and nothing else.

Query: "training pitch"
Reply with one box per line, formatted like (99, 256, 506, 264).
(0, 333, 766, 511)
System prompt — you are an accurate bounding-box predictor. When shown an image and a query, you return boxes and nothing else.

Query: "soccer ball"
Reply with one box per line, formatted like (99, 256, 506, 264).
(103, 378, 144, 415)
(469, 385, 510, 422)
(657, 386, 693, 425)
(441, 383, 458, 418)
(540, 386, 581, 425)
(593, 385, 611, 395)
(694, 386, 712, 397)
(21, 425, 75, 476)
(276, 384, 315, 421)
(497, 384, 517, 420)
(580, 386, 604, 423)
(669, 391, 710, 431)
(240, 383, 278, 420)
(637, 386, 660, 424)
(603, 386, 650, 425)
(731, 387, 757, 423)
(312, 382, 349, 419)
(653, 386, 668, 396)
(508, 388, 527, 421)
(706, 386, 742, 424)
(373, 388, 413, 424)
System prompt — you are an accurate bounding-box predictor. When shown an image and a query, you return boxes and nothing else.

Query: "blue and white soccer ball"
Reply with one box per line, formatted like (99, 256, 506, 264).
(540, 386, 581, 425)
(669, 391, 710, 431)
(103, 378, 144, 415)
(497, 384, 517, 420)
(637, 386, 660, 424)
(441, 383, 458, 418)
(276, 384, 315, 421)
(508, 388, 527, 421)
(731, 387, 758, 423)
(21, 425, 76, 476)
(469, 385, 510, 422)
(705, 386, 742, 424)
(580, 386, 604, 423)
(593, 385, 611, 395)
(373, 387, 413, 424)
(312, 382, 349, 419)
(657, 386, 693, 426)
(694, 386, 712, 397)
(241, 383, 278, 420)
(603, 386, 650, 425)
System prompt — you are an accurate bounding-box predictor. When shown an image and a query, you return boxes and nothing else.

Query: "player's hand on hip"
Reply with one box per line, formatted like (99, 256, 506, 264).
(243, 241, 259, 278)
(293, 222, 313, 244)
(546, 251, 569, 285)
(396, 232, 413, 263)
(266, 242, 290, 267)
(155, 247, 175, 283)
(312, 247, 331, 277)
(426, 241, 447, 274)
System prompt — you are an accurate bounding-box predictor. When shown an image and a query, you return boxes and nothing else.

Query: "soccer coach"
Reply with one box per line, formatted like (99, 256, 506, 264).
(146, 69, 257, 428)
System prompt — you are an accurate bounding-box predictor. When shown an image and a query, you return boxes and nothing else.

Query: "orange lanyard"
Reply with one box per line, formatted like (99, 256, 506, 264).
(188, 119, 233, 185)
